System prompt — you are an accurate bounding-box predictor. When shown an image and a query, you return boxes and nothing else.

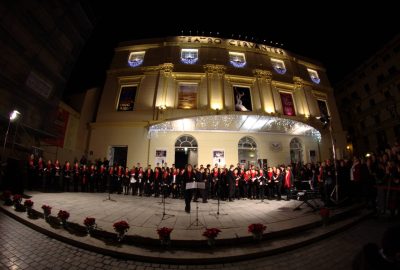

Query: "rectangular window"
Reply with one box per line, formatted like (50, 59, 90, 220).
(128, 51, 145, 67)
(229, 52, 246, 68)
(234, 86, 252, 111)
(280, 92, 296, 116)
(117, 85, 137, 111)
(177, 84, 197, 109)
(271, 58, 286, 74)
(317, 99, 330, 116)
(307, 68, 320, 84)
(181, 49, 198, 64)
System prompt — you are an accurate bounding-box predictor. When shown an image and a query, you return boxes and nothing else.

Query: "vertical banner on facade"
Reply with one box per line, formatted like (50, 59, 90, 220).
(212, 150, 225, 167)
(117, 85, 137, 111)
(280, 92, 296, 116)
(234, 86, 252, 111)
(178, 84, 197, 109)
(155, 149, 167, 167)
(43, 107, 69, 147)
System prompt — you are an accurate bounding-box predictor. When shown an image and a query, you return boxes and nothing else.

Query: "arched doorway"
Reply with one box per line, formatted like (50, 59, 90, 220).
(175, 135, 198, 169)
(238, 136, 257, 168)
(290, 137, 303, 164)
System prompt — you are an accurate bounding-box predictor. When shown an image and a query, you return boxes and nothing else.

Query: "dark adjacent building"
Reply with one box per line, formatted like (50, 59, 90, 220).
(0, 0, 98, 159)
(335, 34, 400, 156)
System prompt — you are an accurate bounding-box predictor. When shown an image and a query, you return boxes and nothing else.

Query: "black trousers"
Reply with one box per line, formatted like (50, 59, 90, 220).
(184, 189, 193, 211)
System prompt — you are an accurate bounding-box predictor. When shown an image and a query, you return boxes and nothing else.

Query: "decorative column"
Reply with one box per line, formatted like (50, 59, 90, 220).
(253, 69, 274, 113)
(154, 63, 174, 120)
(293, 76, 310, 117)
(204, 64, 226, 110)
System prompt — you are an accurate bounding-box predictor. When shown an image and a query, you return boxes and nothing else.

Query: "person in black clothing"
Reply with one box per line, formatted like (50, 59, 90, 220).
(227, 165, 236, 201)
(353, 225, 400, 269)
(183, 164, 197, 213)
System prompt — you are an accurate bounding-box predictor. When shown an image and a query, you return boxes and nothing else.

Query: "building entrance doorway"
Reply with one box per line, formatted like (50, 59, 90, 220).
(238, 136, 257, 169)
(108, 146, 128, 167)
(174, 135, 198, 169)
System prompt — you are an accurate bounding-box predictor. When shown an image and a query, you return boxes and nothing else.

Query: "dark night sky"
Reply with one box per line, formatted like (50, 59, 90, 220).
(66, 2, 399, 95)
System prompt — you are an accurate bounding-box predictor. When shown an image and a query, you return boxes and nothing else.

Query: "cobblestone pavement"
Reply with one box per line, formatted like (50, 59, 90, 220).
(0, 211, 398, 270)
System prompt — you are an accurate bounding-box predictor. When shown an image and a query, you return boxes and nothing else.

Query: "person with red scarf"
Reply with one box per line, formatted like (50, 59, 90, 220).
(183, 164, 197, 213)
(144, 165, 153, 196)
(27, 154, 36, 190)
(63, 161, 72, 192)
(284, 166, 294, 200)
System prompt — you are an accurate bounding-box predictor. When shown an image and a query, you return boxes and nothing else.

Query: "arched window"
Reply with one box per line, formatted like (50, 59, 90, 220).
(175, 135, 198, 169)
(175, 135, 198, 149)
(238, 136, 257, 149)
(238, 136, 257, 168)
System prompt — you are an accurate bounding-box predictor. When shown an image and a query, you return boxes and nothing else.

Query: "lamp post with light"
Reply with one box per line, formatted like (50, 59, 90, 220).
(317, 114, 340, 204)
(2, 110, 21, 162)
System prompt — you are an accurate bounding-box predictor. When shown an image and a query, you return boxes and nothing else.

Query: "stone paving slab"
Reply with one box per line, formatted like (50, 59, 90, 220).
(0, 191, 369, 262)
(14, 191, 329, 241)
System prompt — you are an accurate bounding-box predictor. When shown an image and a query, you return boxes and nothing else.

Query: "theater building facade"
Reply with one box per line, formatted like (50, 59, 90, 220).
(89, 36, 345, 168)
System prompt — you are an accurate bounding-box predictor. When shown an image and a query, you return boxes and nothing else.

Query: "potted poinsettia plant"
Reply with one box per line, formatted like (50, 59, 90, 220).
(57, 210, 70, 227)
(2, 190, 13, 206)
(157, 227, 173, 246)
(319, 207, 330, 226)
(23, 199, 34, 216)
(202, 228, 221, 247)
(41, 205, 52, 221)
(248, 223, 266, 241)
(12, 194, 23, 209)
(113, 220, 130, 242)
(83, 217, 96, 235)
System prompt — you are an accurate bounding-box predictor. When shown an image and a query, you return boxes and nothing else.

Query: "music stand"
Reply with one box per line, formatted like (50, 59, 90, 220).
(256, 181, 269, 204)
(103, 176, 116, 202)
(209, 182, 228, 217)
(187, 182, 206, 228)
(156, 184, 175, 221)
(293, 190, 319, 211)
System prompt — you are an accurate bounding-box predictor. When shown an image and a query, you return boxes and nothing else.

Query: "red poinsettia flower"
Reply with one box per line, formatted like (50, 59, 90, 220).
(202, 228, 221, 239)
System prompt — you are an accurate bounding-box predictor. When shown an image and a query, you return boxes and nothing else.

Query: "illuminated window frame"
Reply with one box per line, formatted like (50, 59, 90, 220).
(307, 68, 320, 84)
(229, 52, 246, 68)
(181, 49, 198, 64)
(271, 58, 287, 74)
(128, 51, 145, 67)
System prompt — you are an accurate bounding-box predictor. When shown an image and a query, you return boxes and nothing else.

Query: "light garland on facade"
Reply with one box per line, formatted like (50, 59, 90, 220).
(148, 114, 321, 141)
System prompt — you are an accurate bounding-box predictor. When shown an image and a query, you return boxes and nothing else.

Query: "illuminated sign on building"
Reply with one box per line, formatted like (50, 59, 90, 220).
(177, 36, 285, 55)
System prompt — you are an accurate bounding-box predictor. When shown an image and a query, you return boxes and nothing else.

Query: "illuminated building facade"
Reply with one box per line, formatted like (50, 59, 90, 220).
(89, 36, 345, 168)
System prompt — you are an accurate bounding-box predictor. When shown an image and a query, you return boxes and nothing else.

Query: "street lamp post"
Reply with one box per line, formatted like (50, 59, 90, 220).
(318, 114, 340, 204)
(2, 110, 20, 162)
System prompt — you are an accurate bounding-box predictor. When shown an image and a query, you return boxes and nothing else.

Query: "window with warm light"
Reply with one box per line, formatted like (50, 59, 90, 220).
(117, 85, 137, 111)
(177, 84, 198, 109)
(128, 51, 145, 67)
(307, 68, 320, 84)
(271, 58, 286, 74)
(181, 49, 198, 64)
(229, 52, 246, 68)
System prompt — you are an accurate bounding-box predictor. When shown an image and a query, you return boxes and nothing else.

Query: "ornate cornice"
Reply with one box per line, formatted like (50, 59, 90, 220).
(253, 69, 272, 82)
(159, 63, 174, 75)
(203, 64, 226, 74)
(293, 76, 304, 89)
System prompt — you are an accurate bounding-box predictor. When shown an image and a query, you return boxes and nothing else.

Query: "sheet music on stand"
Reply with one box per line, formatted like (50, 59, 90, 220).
(186, 182, 205, 190)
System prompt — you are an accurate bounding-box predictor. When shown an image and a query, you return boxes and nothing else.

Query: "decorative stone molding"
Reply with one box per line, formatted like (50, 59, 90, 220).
(203, 64, 226, 75)
(253, 69, 272, 82)
(159, 63, 174, 76)
(293, 76, 304, 89)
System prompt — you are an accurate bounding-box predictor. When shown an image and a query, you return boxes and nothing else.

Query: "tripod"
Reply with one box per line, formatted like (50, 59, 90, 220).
(156, 184, 174, 220)
(209, 183, 228, 217)
(103, 177, 116, 202)
(256, 182, 269, 204)
(187, 198, 205, 228)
